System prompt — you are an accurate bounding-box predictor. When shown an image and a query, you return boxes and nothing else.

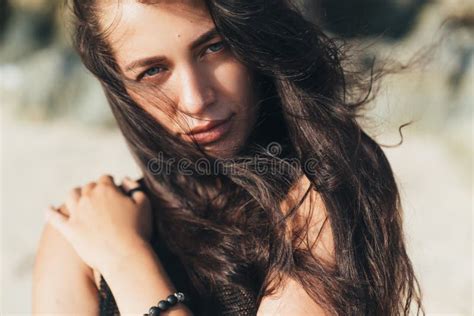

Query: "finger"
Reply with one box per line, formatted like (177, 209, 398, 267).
(57, 203, 71, 217)
(120, 176, 132, 192)
(65, 187, 81, 215)
(122, 177, 148, 205)
(81, 182, 96, 196)
(97, 174, 115, 186)
(45, 205, 71, 240)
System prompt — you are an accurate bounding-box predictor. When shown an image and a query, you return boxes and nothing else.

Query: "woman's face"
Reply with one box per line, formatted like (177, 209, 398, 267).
(99, 0, 261, 157)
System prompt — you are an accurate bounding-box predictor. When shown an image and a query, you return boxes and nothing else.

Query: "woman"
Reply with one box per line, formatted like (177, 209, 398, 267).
(33, 0, 423, 315)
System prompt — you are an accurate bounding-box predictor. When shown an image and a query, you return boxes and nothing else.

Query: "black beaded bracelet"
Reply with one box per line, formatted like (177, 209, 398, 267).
(143, 292, 186, 316)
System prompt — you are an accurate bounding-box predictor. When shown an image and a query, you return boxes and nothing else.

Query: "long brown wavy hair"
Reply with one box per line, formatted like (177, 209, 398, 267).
(69, 0, 423, 314)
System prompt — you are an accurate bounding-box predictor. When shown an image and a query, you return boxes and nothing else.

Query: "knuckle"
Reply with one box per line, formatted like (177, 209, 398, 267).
(68, 187, 80, 196)
(84, 181, 96, 189)
(95, 182, 114, 194)
(81, 182, 96, 195)
(94, 183, 107, 192)
(88, 181, 97, 187)
(99, 174, 114, 182)
(57, 203, 71, 216)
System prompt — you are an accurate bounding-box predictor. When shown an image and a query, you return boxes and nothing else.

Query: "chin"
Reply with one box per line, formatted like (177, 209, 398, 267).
(203, 137, 244, 159)
(204, 145, 238, 159)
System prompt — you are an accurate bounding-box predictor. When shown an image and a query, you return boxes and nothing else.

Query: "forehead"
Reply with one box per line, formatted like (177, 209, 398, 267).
(97, 0, 214, 65)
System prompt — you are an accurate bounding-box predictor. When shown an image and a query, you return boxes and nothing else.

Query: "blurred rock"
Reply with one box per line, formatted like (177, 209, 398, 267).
(0, 0, 58, 62)
(0, 0, 12, 40)
(306, 0, 429, 40)
(1, 44, 115, 126)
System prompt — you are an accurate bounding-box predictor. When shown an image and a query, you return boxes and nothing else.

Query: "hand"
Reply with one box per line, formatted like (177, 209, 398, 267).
(45, 175, 154, 272)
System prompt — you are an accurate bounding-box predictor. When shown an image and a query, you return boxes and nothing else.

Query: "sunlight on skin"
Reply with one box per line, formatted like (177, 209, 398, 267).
(98, 0, 261, 158)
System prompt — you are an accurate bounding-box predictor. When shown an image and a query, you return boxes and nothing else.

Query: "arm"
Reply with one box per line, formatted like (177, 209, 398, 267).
(43, 175, 193, 316)
(99, 239, 193, 315)
(32, 208, 99, 315)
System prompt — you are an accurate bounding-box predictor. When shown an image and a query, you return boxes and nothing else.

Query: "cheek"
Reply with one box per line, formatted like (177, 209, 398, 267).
(214, 61, 256, 107)
(214, 62, 260, 137)
(126, 88, 178, 132)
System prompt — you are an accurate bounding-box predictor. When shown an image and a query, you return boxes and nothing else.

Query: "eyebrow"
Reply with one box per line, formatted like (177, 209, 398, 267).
(125, 27, 220, 72)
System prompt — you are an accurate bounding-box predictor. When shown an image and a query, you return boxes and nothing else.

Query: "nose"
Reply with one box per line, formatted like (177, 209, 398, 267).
(177, 64, 216, 116)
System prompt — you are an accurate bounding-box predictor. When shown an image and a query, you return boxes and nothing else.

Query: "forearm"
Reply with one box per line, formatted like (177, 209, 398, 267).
(100, 241, 193, 316)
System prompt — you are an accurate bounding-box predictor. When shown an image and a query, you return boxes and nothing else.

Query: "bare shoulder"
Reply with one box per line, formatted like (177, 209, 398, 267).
(257, 274, 329, 315)
(283, 174, 335, 264)
(32, 205, 100, 314)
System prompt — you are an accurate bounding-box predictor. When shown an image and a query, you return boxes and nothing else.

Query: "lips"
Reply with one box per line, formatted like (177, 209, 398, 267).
(183, 114, 234, 145)
(186, 117, 230, 135)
